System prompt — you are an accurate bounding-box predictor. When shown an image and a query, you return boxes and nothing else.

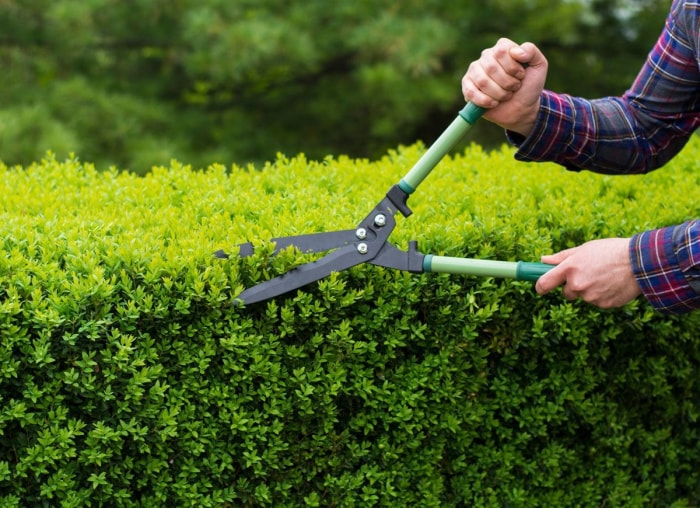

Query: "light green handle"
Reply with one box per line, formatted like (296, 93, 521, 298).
(424, 255, 554, 282)
(399, 102, 485, 194)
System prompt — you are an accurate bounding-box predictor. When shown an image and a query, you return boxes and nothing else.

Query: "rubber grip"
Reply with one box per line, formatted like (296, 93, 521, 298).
(515, 261, 554, 281)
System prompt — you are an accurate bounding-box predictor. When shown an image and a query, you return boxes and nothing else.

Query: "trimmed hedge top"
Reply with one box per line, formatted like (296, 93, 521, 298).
(1, 143, 699, 506)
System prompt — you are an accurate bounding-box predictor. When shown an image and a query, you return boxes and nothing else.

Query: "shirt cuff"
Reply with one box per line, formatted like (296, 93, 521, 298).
(630, 222, 700, 314)
(505, 91, 580, 169)
(504, 93, 549, 159)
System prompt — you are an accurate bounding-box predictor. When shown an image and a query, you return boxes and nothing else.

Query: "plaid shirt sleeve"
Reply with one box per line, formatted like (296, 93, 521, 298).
(512, 0, 700, 174)
(630, 221, 700, 313)
(507, 0, 700, 312)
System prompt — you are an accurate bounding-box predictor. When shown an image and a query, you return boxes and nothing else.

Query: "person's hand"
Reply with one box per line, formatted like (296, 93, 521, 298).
(462, 38, 548, 137)
(535, 238, 642, 309)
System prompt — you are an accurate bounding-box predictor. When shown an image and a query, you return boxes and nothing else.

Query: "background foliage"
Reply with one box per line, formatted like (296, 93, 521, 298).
(0, 0, 668, 173)
(1, 139, 699, 506)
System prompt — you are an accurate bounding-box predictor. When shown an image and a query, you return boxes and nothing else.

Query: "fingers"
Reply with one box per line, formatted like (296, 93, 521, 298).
(536, 260, 590, 303)
(537, 248, 576, 295)
(461, 39, 547, 136)
(540, 247, 576, 266)
(535, 263, 570, 296)
(462, 38, 528, 108)
(517, 42, 547, 70)
(533, 238, 642, 309)
(461, 39, 544, 106)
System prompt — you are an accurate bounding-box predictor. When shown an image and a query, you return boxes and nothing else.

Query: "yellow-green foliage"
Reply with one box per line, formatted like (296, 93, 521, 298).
(1, 142, 699, 506)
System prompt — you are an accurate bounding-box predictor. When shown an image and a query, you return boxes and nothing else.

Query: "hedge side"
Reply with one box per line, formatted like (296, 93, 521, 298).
(1, 142, 699, 507)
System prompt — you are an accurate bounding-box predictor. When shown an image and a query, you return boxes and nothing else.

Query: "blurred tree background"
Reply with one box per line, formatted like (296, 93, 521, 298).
(0, 0, 668, 173)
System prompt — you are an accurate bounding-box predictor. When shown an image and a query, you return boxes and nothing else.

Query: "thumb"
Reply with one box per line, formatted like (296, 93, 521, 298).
(536, 248, 574, 295)
(512, 42, 547, 69)
(540, 247, 575, 265)
(535, 263, 569, 295)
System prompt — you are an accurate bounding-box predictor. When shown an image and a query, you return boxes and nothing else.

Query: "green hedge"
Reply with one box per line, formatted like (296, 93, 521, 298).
(1, 142, 699, 507)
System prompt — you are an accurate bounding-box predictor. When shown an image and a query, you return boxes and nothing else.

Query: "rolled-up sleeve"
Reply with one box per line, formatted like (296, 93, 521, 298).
(509, 0, 700, 175)
(630, 220, 700, 313)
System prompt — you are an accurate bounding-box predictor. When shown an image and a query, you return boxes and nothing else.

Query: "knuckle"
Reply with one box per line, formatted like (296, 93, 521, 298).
(492, 44, 511, 60)
(473, 73, 491, 90)
(482, 60, 500, 76)
(567, 281, 585, 293)
(496, 37, 514, 47)
(563, 291, 578, 301)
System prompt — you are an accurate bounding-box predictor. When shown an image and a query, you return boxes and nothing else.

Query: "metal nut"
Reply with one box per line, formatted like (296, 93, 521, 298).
(356, 228, 367, 240)
(357, 243, 369, 254)
(374, 214, 387, 227)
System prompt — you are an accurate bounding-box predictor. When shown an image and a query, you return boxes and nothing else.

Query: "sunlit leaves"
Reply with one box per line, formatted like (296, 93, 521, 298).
(0, 144, 699, 505)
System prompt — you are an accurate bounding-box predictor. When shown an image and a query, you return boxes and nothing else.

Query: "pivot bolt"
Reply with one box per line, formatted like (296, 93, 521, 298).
(356, 228, 367, 240)
(357, 243, 369, 255)
(374, 214, 387, 227)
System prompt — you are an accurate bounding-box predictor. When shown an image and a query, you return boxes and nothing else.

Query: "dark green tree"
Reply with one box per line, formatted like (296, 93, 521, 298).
(0, 0, 668, 172)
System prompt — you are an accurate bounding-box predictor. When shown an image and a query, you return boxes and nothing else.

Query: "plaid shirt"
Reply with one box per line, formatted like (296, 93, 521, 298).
(510, 0, 700, 313)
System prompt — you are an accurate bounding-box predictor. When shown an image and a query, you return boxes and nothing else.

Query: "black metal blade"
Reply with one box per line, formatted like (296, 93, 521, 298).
(265, 229, 357, 255)
(230, 192, 413, 305)
(369, 241, 425, 273)
(234, 245, 364, 305)
(216, 229, 357, 259)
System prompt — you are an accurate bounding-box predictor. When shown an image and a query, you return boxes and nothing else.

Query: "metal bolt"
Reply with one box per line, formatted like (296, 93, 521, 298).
(357, 243, 369, 255)
(374, 214, 387, 227)
(356, 228, 367, 240)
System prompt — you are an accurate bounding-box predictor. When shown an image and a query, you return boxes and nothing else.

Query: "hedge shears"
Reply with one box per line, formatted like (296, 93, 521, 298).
(216, 103, 553, 305)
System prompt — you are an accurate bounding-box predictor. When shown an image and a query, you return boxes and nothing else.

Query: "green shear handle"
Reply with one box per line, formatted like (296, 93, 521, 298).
(424, 256, 553, 282)
(399, 102, 485, 194)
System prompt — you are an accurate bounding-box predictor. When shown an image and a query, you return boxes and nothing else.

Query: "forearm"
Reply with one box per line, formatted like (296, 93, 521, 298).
(509, 0, 700, 174)
(507, 91, 694, 175)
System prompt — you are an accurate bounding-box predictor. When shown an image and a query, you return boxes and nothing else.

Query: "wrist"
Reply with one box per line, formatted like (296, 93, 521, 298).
(509, 106, 539, 138)
(504, 94, 547, 153)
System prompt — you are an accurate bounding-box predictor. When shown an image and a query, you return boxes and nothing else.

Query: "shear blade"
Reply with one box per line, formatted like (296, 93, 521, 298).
(216, 229, 357, 259)
(234, 245, 363, 305)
